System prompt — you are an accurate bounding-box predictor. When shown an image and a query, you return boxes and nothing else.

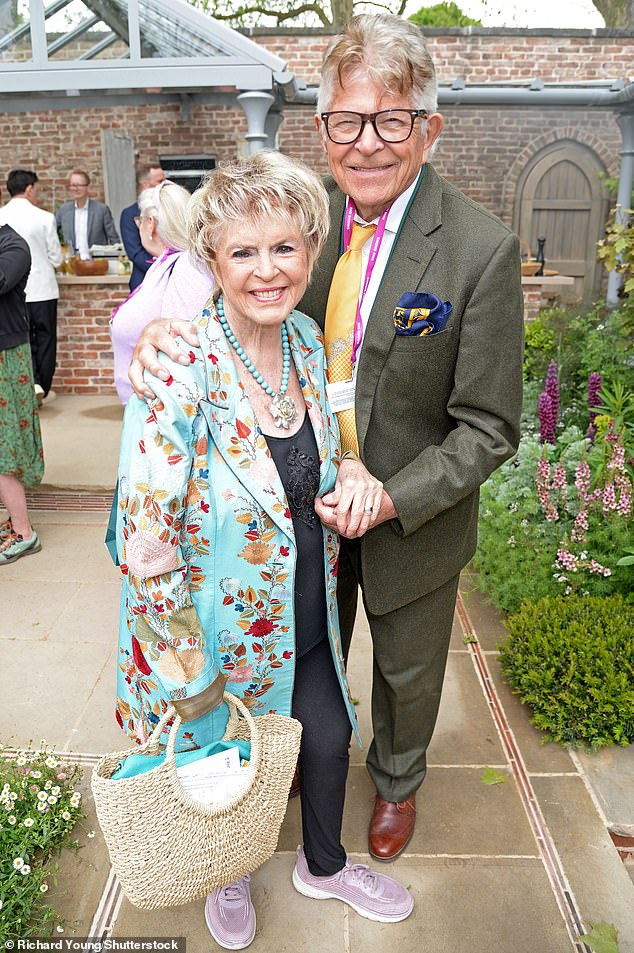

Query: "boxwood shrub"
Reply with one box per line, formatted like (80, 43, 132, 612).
(500, 594, 634, 749)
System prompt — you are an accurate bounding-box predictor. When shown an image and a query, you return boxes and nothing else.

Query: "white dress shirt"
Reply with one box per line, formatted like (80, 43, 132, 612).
(355, 168, 423, 333)
(74, 201, 91, 259)
(0, 196, 62, 302)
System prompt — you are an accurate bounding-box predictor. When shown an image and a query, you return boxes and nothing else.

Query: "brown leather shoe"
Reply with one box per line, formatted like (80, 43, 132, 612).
(369, 794, 416, 861)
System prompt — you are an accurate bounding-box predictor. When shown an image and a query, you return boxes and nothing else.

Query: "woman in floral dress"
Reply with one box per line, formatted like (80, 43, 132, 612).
(0, 222, 44, 565)
(113, 152, 413, 949)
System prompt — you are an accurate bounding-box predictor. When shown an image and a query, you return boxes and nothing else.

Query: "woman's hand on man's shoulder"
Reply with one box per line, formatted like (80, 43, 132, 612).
(129, 318, 200, 400)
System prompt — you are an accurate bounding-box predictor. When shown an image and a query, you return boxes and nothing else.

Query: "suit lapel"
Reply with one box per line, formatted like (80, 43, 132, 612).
(196, 309, 294, 540)
(86, 199, 95, 247)
(356, 165, 443, 454)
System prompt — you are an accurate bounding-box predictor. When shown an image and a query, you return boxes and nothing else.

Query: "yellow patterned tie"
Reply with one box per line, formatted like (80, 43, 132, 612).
(324, 222, 377, 454)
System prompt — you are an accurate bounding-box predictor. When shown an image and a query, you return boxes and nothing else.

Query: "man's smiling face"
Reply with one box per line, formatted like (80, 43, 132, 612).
(316, 71, 443, 221)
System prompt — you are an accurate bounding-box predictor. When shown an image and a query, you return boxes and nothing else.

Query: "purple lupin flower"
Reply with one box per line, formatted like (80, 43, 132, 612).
(538, 392, 556, 444)
(545, 361, 559, 428)
(587, 372, 602, 442)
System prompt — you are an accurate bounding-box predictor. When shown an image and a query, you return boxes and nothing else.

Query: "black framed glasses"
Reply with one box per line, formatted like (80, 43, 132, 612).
(320, 109, 428, 145)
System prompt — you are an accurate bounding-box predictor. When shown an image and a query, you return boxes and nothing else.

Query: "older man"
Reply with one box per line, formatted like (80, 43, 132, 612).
(56, 169, 119, 257)
(128, 14, 523, 865)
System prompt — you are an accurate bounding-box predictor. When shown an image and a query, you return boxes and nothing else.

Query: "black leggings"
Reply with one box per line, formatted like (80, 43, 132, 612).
(292, 636, 352, 877)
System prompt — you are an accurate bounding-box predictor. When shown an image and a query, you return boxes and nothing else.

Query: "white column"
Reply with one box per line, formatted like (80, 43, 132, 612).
(237, 91, 275, 154)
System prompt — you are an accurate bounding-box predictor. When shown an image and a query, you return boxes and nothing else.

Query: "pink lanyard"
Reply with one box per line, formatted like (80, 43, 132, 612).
(342, 200, 391, 367)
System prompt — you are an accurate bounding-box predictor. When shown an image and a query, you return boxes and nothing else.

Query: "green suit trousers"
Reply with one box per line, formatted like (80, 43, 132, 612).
(338, 536, 460, 802)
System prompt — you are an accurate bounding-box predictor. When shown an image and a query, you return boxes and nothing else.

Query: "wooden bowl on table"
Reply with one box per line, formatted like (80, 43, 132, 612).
(71, 258, 109, 277)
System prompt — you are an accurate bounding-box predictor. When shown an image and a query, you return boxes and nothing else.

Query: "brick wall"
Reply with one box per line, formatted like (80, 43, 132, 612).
(254, 29, 634, 85)
(0, 103, 248, 214)
(55, 279, 127, 395)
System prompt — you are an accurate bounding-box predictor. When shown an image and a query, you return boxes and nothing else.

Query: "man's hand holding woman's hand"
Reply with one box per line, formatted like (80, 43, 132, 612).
(129, 318, 200, 399)
(315, 459, 396, 539)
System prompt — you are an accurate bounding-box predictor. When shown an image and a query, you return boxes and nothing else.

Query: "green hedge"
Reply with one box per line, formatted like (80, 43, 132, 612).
(500, 594, 634, 749)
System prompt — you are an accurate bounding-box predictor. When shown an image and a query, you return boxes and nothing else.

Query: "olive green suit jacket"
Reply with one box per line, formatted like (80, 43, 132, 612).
(299, 163, 524, 616)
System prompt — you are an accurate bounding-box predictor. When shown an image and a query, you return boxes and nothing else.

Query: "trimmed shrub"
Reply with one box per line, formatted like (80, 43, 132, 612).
(500, 594, 634, 749)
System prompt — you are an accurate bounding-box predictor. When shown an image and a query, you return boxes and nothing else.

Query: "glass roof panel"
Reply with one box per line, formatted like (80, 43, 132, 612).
(0, 0, 33, 63)
(46, 0, 128, 61)
(135, 0, 229, 59)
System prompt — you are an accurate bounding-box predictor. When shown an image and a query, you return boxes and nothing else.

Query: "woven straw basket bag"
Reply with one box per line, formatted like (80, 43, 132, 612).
(91, 691, 302, 909)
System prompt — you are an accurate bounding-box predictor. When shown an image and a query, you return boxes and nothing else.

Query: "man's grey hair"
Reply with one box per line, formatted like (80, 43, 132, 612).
(317, 14, 438, 116)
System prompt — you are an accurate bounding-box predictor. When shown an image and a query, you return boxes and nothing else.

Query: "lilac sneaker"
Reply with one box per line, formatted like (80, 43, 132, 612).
(292, 846, 413, 923)
(204, 875, 256, 950)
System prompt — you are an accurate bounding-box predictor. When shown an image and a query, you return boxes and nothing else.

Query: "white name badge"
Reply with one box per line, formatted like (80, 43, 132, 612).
(326, 379, 356, 413)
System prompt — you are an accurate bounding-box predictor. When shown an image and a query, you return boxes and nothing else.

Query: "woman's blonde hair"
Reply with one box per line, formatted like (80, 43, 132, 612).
(187, 151, 330, 280)
(137, 180, 191, 251)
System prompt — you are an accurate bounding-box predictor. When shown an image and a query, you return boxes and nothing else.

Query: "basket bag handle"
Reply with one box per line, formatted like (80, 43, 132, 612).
(141, 691, 260, 777)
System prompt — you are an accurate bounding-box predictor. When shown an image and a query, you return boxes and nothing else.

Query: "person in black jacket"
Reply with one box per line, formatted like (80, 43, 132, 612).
(0, 217, 44, 564)
(119, 164, 165, 291)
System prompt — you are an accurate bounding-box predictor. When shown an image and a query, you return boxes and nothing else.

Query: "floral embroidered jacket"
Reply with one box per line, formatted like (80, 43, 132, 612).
(115, 303, 360, 751)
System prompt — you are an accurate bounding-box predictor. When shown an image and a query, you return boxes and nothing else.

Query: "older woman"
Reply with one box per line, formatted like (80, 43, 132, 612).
(114, 152, 412, 949)
(110, 179, 213, 404)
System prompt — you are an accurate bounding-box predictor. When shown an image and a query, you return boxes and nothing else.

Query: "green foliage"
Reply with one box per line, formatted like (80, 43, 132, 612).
(480, 768, 506, 785)
(475, 425, 633, 615)
(0, 746, 85, 941)
(408, 2, 481, 26)
(581, 922, 621, 953)
(500, 594, 634, 749)
(522, 303, 634, 438)
(597, 206, 634, 298)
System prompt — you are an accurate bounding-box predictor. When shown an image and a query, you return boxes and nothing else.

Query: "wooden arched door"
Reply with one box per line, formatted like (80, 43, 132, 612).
(514, 140, 609, 301)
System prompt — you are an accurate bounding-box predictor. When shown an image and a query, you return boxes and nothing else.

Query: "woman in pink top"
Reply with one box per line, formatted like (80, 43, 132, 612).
(110, 180, 213, 404)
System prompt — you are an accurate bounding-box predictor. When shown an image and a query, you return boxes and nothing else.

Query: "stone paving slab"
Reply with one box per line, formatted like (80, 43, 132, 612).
(427, 651, 506, 766)
(342, 764, 538, 857)
(39, 396, 122, 492)
(348, 858, 569, 953)
(0, 521, 114, 585)
(458, 573, 508, 653)
(575, 746, 634, 827)
(1, 638, 115, 751)
(0, 579, 79, 642)
(533, 776, 634, 953)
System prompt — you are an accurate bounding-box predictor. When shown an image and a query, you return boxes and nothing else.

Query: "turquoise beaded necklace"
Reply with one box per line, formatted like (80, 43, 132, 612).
(216, 293, 298, 430)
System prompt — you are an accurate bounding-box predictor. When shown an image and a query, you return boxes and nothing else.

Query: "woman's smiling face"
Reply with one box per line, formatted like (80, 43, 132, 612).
(213, 215, 310, 334)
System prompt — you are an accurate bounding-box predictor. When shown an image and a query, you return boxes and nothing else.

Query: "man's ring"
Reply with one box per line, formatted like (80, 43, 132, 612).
(365, 505, 373, 512)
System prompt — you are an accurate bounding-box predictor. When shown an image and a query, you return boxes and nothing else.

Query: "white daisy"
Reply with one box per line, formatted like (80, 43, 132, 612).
(40, 883, 49, 893)
(20, 865, 31, 876)
(23, 818, 35, 828)
(13, 857, 24, 870)
(8, 816, 16, 825)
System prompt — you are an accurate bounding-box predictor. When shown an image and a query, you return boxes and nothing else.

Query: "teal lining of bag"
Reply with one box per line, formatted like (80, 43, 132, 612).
(112, 739, 251, 779)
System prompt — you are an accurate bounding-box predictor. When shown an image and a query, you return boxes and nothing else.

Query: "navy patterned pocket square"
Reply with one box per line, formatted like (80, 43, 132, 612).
(393, 292, 452, 336)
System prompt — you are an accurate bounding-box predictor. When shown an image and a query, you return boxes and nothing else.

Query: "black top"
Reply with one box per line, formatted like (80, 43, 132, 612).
(265, 411, 328, 658)
(0, 224, 31, 353)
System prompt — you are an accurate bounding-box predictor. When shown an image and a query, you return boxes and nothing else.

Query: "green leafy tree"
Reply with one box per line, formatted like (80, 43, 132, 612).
(189, 0, 406, 29)
(409, 2, 482, 26)
(591, 0, 634, 28)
